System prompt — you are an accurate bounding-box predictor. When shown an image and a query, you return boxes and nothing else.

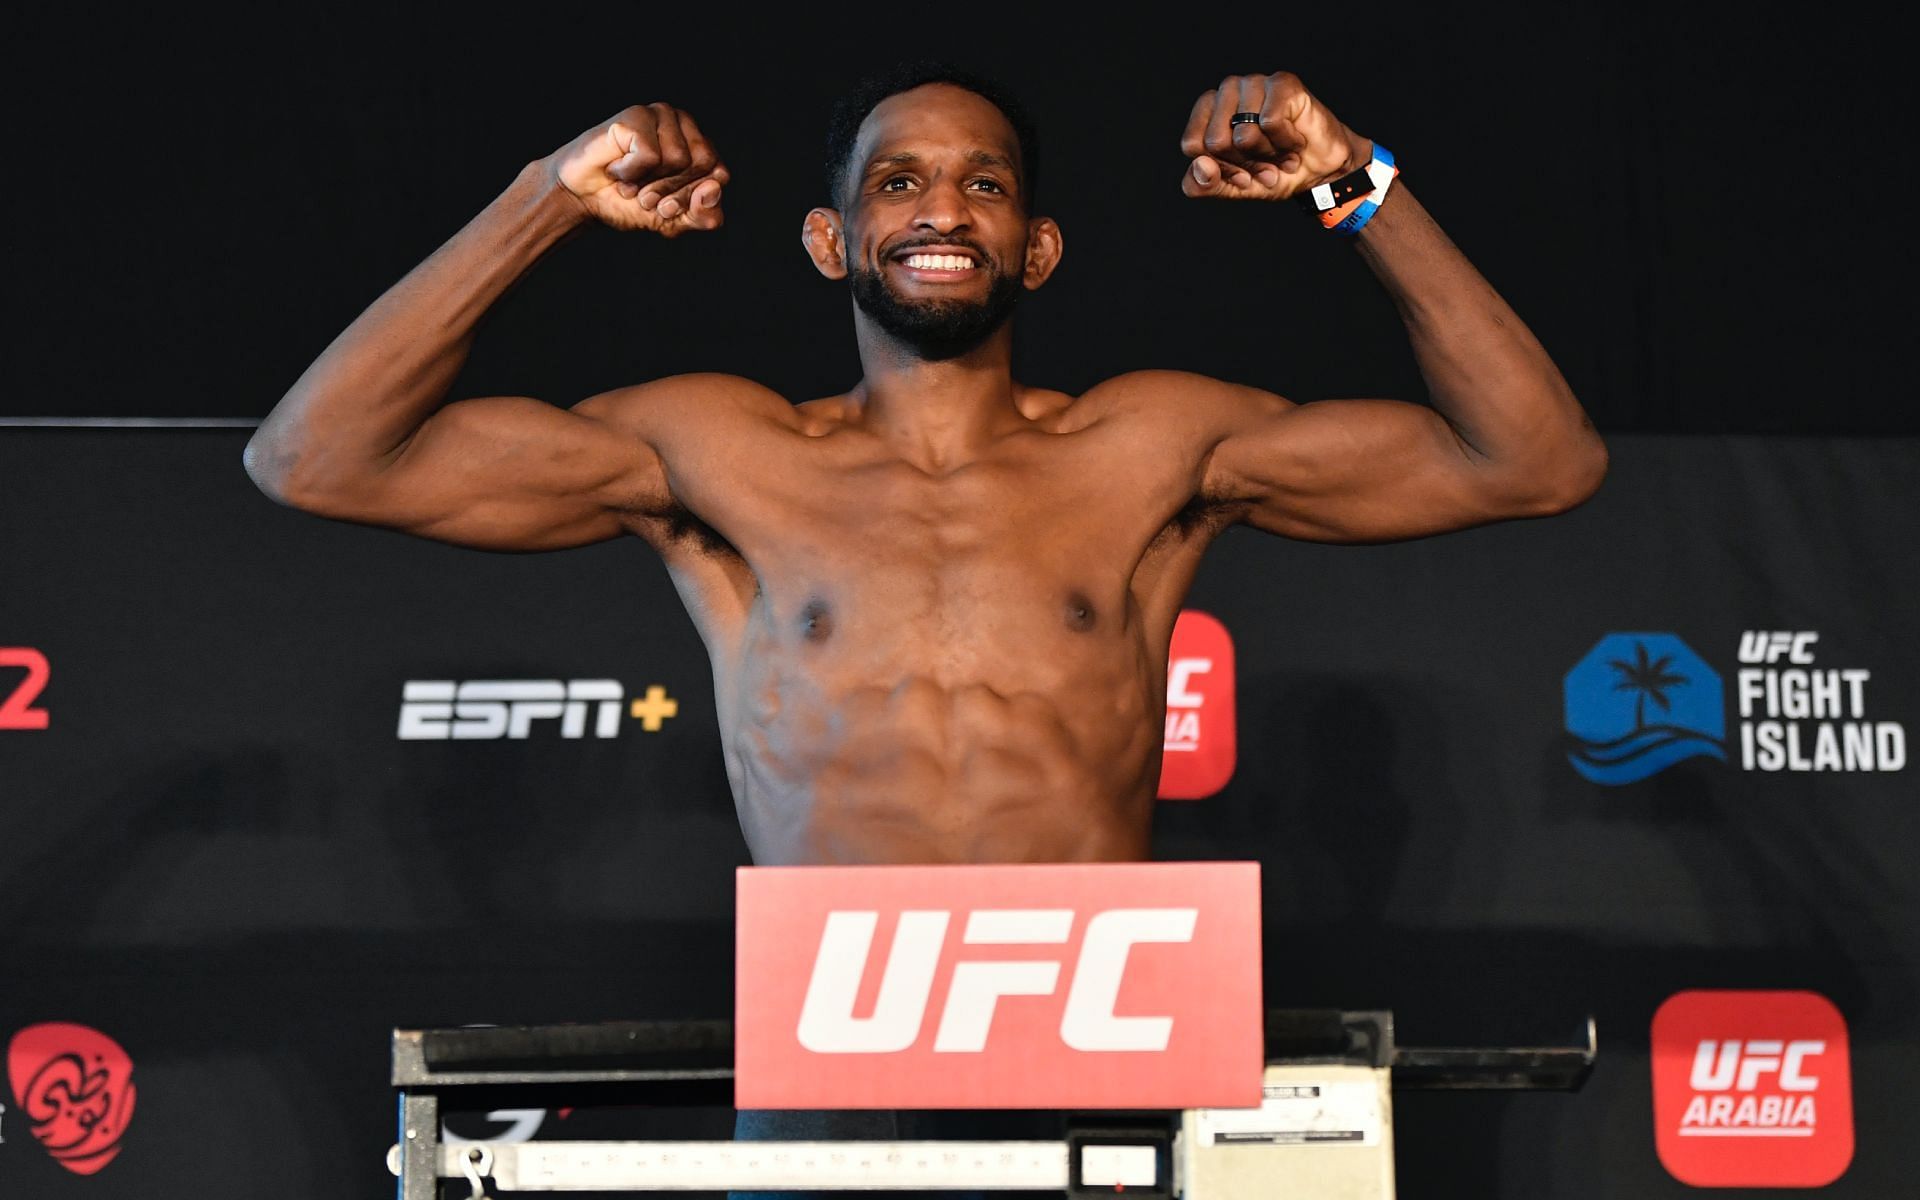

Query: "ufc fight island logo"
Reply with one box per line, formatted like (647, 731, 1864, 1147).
(397, 679, 680, 739)
(1652, 991, 1854, 1187)
(1565, 630, 1907, 783)
(1735, 631, 1906, 772)
(735, 863, 1264, 1111)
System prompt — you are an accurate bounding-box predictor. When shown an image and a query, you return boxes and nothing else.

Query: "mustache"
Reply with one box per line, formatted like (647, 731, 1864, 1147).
(881, 235, 994, 263)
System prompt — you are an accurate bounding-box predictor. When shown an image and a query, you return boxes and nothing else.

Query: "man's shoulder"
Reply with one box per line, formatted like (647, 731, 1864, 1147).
(573, 373, 798, 430)
(1076, 370, 1291, 424)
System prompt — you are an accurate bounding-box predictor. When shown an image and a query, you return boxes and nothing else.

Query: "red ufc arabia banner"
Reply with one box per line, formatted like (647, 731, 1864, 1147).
(1158, 611, 1235, 800)
(1651, 990, 1854, 1188)
(735, 862, 1263, 1110)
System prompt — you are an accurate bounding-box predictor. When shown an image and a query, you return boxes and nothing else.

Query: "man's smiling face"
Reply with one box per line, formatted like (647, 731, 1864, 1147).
(841, 83, 1039, 359)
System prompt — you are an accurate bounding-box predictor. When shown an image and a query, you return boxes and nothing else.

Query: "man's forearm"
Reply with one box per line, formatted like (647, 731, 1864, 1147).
(1351, 183, 1605, 500)
(245, 159, 587, 501)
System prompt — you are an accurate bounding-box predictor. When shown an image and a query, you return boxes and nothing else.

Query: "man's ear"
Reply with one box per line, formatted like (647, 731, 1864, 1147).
(802, 208, 848, 280)
(1022, 217, 1063, 290)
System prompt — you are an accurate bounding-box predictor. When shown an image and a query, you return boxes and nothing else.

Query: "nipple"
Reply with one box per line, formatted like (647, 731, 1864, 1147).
(1065, 592, 1096, 633)
(800, 598, 834, 643)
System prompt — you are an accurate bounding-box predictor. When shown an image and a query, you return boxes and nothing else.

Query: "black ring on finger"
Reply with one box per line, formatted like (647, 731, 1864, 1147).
(1229, 112, 1263, 127)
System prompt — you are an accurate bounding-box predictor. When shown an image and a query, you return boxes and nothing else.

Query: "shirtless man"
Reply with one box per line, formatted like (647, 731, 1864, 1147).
(245, 63, 1605, 868)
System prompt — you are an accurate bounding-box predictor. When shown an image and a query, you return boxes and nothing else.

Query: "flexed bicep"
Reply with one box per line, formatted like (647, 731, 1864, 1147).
(341, 390, 668, 551)
(260, 387, 666, 552)
(1204, 388, 1564, 544)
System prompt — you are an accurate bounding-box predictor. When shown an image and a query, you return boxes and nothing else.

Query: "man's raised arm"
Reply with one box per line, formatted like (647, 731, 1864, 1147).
(244, 104, 732, 551)
(1173, 72, 1607, 544)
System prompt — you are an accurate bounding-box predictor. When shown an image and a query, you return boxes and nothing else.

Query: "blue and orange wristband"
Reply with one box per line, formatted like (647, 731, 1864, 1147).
(1297, 143, 1398, 236)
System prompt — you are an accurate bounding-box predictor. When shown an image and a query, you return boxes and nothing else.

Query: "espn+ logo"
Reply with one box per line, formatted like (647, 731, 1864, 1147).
(397, 679, 679, 740)
(1652, 990, 1853, 1188)
(797, 907, 1196, 1054)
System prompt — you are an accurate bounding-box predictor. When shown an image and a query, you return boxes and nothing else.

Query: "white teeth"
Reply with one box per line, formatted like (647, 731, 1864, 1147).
(903, 253, 974, 270)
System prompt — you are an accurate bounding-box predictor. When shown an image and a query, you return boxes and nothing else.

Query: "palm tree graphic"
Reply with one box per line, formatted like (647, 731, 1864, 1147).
(1609, 642, 1690, 732)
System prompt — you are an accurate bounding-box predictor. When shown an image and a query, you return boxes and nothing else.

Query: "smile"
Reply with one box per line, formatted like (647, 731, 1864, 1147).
(899, 252, 975, 271)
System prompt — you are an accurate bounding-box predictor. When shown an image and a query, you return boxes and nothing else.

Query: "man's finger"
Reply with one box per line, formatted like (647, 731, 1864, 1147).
(683, 178, 726, 230)
(1183, 155, 1229, 197)
(1256, 74, 1311, 166)
(651, 165, 730, 223)
(1202, 78, 1241, 159)
(648, 103, 692, 177)
(1231, 76, 1277, 158)
(656, 112, 728, 215)
(607, 109, 662, 182)
(675, 110, 721, 177)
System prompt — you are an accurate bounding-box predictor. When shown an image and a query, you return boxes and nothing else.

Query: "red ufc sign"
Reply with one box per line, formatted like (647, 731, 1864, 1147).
(1651, 990, 1853, 1188)
(735, 862, 1263, 1110)
(1158, 610, 1235, 800)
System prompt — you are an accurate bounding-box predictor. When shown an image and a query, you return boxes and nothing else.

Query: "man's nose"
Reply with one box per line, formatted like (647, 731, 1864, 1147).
(910, 178, 971, 232)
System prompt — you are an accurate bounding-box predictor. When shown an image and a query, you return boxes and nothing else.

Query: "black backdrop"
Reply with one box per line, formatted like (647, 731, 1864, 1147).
(4, 3, 1918, 432)
(4, 3, 1919, 1198)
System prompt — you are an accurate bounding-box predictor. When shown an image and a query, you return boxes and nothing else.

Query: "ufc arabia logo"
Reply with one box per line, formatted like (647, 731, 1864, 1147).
(1163, 659, 1212, 751)
(1159, 610, 1236, 800)
(1651, 990, 1853, 1187)
(797, 908, 1197, 1054)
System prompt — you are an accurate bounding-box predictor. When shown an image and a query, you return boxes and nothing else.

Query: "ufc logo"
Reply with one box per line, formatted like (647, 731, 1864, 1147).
(1164, 658, 1211, 750)
(1690, 1039, 1825, 1091)
(796, 908, 1197, 1054)
(1168, 659, 1212, 709)
(1738, 631, 1819, 664)
(399, 680, 622, 740)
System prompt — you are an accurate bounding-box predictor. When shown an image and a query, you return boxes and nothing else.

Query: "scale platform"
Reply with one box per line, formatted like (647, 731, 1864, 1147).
(390, 1010, 1595, 1199)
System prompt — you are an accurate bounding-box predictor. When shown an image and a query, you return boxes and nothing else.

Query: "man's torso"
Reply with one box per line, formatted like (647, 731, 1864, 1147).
(618, 375, 1241, 865)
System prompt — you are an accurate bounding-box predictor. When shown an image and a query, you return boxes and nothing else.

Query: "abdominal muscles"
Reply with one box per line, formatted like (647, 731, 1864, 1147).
(721, 598, 1163, 865)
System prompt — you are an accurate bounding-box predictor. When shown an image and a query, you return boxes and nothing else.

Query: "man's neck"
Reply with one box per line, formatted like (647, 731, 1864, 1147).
(849, 318, 1025, 474)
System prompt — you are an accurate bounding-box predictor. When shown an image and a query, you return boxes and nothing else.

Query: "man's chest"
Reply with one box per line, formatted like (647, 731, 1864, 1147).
(679, 426, 1201, 566)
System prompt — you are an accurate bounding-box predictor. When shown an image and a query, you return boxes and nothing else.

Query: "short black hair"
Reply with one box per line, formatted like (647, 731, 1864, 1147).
(824, 61, 1040, 211)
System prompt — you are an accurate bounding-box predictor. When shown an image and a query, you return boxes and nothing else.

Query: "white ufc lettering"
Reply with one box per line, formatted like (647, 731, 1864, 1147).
(398, 680, 624, 740)
(1168, 659, 1212, 708)
(1689, 1039, 1825, 1091)
(794, 908, 1198, 1054)
(1737, 631, 1819, 664)
(1061, 908, 1198, 1050)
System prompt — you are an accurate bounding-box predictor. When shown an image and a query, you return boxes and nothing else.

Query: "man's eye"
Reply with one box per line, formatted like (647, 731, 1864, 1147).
(970, 179, 1004, 193)
(881, 177, 914, 191)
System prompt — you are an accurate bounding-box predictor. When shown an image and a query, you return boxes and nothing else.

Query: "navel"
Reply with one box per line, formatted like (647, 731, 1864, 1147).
(1064, 591, 1097, 633)
(799, 598, 834, 643)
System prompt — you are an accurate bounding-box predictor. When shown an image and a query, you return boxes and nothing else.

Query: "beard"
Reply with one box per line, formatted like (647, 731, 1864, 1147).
(850, 252, 1025, 361)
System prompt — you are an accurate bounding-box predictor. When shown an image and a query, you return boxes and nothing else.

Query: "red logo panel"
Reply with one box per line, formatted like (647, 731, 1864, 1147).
(1651, 990, 1853, 1187)
(7, 1022, 138, 1175)
(736, 862, 1264, 1110)
(1158, 611, 1236, 800)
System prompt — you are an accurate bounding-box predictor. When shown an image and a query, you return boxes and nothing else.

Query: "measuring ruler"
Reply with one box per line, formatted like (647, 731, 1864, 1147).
(421, 1139, 1109, 1191)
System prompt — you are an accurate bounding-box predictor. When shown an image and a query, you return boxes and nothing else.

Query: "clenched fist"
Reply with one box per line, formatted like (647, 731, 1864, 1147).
(544, 103, 729, 236)
(1180, 73, 1371, 202)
